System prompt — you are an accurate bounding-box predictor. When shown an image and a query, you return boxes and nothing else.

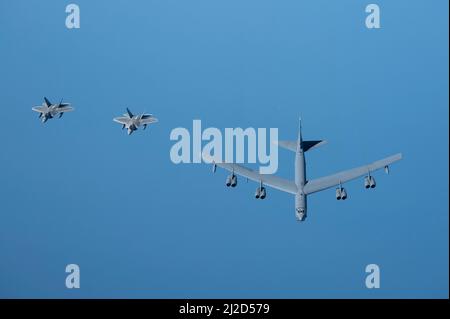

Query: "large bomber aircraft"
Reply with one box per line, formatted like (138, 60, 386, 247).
(206, 120, 402, 222)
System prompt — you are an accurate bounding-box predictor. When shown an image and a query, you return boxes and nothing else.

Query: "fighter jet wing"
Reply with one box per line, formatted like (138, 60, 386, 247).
(204, 154, 298, 195)
(303, 153, 402, 195)
(57, 105, 74, 112)
(113, 116, 131, 125)
(140, 116, 158, 125)
(32, 106, 46, 113)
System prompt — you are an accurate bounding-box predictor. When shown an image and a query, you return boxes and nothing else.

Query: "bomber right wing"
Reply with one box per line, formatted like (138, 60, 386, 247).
(303, 153, 402, 195)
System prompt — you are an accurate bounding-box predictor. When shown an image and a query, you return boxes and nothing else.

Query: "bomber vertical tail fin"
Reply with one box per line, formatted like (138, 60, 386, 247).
(301, 140, 327, 152)
(277, 140, 327, 152)
(278, 118, 327, 152)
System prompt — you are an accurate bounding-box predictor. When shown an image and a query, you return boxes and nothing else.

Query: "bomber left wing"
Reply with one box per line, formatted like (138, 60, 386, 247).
(204, 154, 298, 195)
(303, 153, 402, 195)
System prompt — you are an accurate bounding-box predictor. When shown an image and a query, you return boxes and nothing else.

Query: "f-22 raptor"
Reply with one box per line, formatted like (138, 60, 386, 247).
(32, 97, 74, 123)
(113, 108, 158, 135)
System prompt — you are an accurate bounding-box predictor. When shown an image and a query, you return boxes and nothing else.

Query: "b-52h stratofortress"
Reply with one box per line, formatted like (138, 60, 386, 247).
(206, 120, 402, 222)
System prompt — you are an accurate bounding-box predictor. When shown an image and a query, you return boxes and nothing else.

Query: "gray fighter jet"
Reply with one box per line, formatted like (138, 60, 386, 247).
(32, 97, 74, 123)
(113, 108, 158, 135)
(205, 120, 402, 222)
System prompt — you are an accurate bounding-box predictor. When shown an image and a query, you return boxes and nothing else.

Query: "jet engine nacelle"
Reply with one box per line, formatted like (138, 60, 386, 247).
(336, 187, 342, 200)
(226, 175, 232, 187)
(230, 175, 237, 187)
(364, 176, 370, 189)
(340, 188, 347, 200)
(336, 187, 347, 200)
(226, 175, 237, 187)
(259, 187, 266, 199)
(365, 176, 376, 188)
(369, 176, 376, 188)
(255, 187, 266, 199)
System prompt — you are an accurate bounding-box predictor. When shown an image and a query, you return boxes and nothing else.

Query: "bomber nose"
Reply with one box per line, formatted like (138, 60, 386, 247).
(296, 208, 306, 221)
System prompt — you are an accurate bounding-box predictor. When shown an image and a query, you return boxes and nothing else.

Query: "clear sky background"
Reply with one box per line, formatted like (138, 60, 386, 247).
(0, 0, 448, 298)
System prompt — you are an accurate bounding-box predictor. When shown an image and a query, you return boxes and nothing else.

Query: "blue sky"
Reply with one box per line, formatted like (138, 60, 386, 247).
(0, 0, 448, 298)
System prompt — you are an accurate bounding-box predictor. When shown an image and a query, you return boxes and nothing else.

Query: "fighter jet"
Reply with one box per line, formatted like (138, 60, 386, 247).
(205, 119, 402, 222)
(32, 97, 74, 123)
(113, 108, 158, 135)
